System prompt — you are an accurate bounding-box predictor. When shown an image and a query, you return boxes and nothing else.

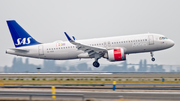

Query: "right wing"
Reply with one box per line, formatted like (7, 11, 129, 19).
(64, 32, 107, 57)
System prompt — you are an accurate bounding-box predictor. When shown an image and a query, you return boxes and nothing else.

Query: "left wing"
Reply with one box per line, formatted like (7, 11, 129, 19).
(64, 32, 107, 57)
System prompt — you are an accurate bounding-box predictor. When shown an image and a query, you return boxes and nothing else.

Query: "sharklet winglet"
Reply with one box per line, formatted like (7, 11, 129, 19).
(64, 32, 74, 42)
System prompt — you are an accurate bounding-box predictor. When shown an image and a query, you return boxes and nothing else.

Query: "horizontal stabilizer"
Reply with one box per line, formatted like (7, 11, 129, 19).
(10, 48, 29, 53)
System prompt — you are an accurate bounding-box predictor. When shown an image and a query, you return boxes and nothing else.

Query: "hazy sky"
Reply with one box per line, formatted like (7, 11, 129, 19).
(0, 0, 180, 68)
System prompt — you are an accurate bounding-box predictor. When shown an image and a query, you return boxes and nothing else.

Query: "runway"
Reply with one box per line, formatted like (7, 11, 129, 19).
(0, 88, 180, 101)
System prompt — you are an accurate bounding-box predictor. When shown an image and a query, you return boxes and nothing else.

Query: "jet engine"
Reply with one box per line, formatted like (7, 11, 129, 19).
(104, 48, 126, 61)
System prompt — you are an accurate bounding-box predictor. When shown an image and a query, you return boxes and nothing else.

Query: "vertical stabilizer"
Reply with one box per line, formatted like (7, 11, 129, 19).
(7, 20, 41, 47)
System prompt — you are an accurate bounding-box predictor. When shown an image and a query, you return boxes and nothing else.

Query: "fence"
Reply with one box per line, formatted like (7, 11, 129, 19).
(0, 93, 84, 101)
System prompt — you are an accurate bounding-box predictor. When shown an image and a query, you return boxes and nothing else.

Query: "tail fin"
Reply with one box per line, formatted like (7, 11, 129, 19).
(6, 20, 41, 47)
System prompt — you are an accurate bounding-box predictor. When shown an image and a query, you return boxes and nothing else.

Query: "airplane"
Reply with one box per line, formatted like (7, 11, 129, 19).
(6, 20, 175, 67)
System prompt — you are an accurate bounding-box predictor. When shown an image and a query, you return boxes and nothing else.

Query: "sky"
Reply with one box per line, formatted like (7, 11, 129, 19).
(0, 0, 180, 68)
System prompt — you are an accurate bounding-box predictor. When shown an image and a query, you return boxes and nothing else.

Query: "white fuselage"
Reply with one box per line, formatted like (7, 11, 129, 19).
(6, 33, 174, 60)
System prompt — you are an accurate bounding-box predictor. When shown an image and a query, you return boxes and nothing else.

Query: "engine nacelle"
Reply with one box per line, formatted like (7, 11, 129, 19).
(105, 48, 126, 61)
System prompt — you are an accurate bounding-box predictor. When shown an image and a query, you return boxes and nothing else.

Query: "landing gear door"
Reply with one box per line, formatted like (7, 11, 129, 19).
(38, 45, 44, 55)
(148, 35, 154, 45)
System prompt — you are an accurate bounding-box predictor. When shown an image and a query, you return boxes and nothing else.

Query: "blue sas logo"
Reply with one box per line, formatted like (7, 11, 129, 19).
(15, 37, 32, 45)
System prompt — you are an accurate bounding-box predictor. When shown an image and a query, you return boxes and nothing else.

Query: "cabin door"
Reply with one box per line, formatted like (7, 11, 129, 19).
(148, 35, 154, 45)
(38, 45, 44, 55)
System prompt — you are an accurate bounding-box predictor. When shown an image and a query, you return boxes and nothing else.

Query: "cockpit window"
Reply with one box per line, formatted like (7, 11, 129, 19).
(159, 37, 168, 40)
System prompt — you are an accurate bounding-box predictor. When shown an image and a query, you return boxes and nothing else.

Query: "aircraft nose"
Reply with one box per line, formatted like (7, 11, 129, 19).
(169, 39, 175, 47)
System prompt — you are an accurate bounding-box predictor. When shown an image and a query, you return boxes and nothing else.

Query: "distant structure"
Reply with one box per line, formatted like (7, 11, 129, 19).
(3, 57, 37, 73)
(69, 63, 92, 71)
(102, 59, 168, 72)
(2, 57, 179, 73)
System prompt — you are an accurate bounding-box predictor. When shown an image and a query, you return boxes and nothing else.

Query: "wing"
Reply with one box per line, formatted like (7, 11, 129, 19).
(64, 32, 107, 57)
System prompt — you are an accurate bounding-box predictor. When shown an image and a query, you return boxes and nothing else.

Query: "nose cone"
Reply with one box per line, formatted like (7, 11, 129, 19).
(168, 39, 175, 47)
